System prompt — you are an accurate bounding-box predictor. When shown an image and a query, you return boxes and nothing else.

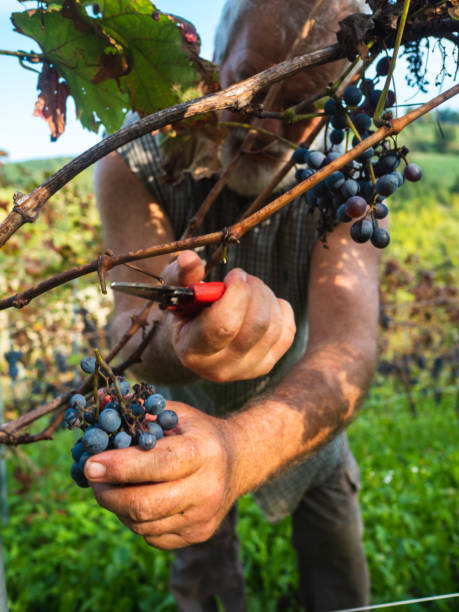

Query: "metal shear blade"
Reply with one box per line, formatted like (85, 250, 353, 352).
(110, 282, 194, 307)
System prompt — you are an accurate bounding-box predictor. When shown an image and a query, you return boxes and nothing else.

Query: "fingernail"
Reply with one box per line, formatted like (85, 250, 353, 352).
(237, 269, 247, 282)
(86, 461, 106, 479)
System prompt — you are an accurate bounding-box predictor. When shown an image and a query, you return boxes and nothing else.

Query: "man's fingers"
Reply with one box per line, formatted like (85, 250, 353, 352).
(175, 268, 251, 355)
(163, 250, 205, 287)
(92, 478, 190, 523)
(84, 433, 200, 485)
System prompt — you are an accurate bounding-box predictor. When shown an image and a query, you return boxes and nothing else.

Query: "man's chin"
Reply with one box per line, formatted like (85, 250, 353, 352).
(221, 148, 295, 198)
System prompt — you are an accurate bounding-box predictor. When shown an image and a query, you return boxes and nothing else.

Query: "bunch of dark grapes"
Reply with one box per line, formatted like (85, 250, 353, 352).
(65, 356, 178, 488)
(292, 59, 422, 248)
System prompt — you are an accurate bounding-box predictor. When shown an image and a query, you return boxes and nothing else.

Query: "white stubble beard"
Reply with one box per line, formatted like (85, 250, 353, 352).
(220, 130, 297, 198)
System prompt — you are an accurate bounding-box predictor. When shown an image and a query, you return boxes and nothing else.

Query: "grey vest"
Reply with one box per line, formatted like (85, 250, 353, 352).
(118, 117, 344, 522)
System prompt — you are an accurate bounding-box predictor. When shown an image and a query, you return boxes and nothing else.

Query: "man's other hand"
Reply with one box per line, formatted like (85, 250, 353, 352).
(86, 402, 242, 550)
(162, 250, 296, 382)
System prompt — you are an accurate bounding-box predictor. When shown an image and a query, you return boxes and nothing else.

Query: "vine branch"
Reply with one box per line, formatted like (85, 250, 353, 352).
(1, 83, 457, 313)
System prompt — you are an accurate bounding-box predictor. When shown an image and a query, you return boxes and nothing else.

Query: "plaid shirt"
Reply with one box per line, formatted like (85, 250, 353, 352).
(118, 115, 344, 523)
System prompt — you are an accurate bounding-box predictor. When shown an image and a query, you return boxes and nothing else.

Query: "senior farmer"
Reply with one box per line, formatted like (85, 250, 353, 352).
(89, 1, 378, 610)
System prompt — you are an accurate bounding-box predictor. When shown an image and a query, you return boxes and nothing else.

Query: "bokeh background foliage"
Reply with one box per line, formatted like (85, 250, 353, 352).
(0, 113, 458, 610)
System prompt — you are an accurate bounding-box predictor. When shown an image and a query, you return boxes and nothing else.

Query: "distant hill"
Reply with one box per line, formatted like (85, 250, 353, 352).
(2, 157, 94, 193)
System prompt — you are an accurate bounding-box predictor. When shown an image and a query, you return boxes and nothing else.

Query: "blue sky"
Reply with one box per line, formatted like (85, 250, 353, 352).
(0, 1, 457, 162)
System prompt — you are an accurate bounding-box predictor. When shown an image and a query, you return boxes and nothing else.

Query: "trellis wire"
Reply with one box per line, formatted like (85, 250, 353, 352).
(332, 591, 459, 611)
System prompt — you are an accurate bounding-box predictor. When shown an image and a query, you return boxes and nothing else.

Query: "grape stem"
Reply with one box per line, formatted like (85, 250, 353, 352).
(373, 0, 411, 126)
(344, 113, 377, 185)
(94, 349, 127, 412)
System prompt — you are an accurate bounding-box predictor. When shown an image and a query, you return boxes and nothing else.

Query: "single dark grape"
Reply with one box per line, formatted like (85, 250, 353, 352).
(330, 113, 347, 130)
(306, 151, 326, 169)
(353, 113, 372, 133)
(368, 89, 382, 109)
(70, 394, 86, 410)
(98, 408, 122, 433)
(360, 78, 374, 96)
(390, 171, 404, 187)
(295, 168, 306, 182)
(350, 219, 373, 243)
(345, 196, 367, 218)
(64, 408, 80, 429)
(343, 85, 363, 107)
(337, 204, 352, 223)
(157, 410, 179, 431)
(404, 163, 422, 182)
(371, 226, 391, 248)
(82, 427, 109, 454)
(356, 146, 374, 162)
(326, 171, 345, 190)
(324, 99, 340, 115)
(70, 462, 90, 488)
(330, 129, 344, 145)
(131, 403, 145, 418)
(386, 90, 396, 107)
(138, 432, 157, 450)
(144, 393, 166, 415)
(359, 181, 374, 202)
(117, 380, 130, 396)
(148, 422, 165, 439)
(71, 441, 85, 463)
(341, 179, 359, 199)
(375, 174, 398, 196)
(78, 451, 91, 472)
(80, 356, 96, 374)
(374, 201, 389, 219)
(378, 154, 400, 173)
(376, 56, 390, 76)
(325, 152, 341, 164)
(113, 431, 132, 449)
(291, 147, 309, 164)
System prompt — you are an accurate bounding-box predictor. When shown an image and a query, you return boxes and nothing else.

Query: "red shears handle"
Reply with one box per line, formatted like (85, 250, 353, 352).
(169, 282, 225, 316)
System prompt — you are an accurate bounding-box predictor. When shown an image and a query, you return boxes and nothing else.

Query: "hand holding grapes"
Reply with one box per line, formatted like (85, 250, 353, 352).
(159, 250, 296, 383)
(86, 401, 242, 550)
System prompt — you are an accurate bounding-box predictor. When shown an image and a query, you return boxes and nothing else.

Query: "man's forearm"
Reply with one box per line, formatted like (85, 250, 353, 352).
(225, 336, 377, 496)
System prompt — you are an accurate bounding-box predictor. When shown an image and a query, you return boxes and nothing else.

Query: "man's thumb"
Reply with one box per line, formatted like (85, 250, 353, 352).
(163, 250, 205, 287)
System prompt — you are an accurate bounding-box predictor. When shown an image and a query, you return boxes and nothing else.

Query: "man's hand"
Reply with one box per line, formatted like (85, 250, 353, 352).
(161, 250, 296, 382)
(85, 402, 241, 550)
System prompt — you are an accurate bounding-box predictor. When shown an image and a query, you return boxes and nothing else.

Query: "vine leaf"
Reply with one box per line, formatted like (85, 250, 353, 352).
(33, 64, 70, 141)
(12, 5, 130, 135)
(11, 0, 208, 138)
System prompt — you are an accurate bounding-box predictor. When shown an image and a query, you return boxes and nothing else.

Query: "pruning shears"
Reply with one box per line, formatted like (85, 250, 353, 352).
(110, 281, 226, 317)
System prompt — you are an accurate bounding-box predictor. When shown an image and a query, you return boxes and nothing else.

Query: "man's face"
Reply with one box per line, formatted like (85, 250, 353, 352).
(217, 1, 346, 197)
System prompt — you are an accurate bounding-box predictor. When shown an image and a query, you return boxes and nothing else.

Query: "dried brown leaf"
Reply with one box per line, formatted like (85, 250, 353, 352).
(33, 63, 69, 141)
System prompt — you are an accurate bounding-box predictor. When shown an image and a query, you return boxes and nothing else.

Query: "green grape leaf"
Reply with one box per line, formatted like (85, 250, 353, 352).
(12, 5, 130, 134)
(11, 1, 211, 138)
(92, 0, 204, 116)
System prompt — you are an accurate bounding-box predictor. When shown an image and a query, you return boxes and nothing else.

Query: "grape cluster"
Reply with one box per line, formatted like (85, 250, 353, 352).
(292, 63, 422, 248)
(66, 356, 178, 488)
